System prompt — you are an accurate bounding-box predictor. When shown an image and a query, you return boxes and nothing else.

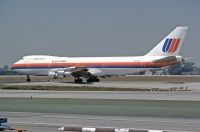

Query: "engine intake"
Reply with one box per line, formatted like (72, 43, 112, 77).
(48, 71, 58, 79)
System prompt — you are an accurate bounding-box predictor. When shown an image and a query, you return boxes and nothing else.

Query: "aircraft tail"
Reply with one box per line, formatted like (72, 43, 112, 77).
(145, 26, 188, 56)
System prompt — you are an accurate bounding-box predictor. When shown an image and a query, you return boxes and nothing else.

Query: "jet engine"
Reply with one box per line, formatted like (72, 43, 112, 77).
(48, 71, 58, 79)
(63, 71, 71, 77)
(48, 70, 72, 78)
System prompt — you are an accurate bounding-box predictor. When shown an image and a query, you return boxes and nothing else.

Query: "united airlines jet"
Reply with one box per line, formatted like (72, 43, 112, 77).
(11, 26, 188, 83)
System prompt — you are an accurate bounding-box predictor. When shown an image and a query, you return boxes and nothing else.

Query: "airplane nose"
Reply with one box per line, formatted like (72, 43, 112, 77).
(11, 63, 16, 69)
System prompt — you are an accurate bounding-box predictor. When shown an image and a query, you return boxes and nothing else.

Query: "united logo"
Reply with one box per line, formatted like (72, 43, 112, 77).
(162, 38, 180, 53)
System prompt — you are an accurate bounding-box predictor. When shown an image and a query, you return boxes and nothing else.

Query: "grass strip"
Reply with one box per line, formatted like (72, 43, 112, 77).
(0, 85, 152, 91)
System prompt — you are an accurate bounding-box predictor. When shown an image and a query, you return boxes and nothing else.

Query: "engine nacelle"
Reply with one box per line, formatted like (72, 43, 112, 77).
(63, 71, 71, 77)
(48, 71, 58, 79)
(51, 71, 71, 77)
(57, 71, 65, 77)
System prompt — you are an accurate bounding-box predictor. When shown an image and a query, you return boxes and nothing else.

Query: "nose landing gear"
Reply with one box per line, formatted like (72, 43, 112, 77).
(26, 75, 31, 82)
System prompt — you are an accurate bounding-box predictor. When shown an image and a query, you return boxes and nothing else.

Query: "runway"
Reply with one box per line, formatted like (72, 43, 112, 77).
(0, 90, 200, 101)
(2, 80, 200, 91)
(0, 76, 200, 131)
(2, 112, 200, 132)
(1, 79, 200, 101)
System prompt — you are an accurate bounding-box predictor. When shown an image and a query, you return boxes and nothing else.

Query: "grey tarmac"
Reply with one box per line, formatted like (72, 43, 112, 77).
(0, 77, 200, 132)
(2, 81, 200, 91)
(0, 89, 200, 101)
(1, 112, 200, 132)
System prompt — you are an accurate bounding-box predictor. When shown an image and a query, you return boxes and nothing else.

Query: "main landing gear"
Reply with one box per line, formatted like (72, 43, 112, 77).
(87, 77, 100, 83)
(74, 77, 100, 83)
(26, 75, 31, 82)
(74, 78, 83, 83)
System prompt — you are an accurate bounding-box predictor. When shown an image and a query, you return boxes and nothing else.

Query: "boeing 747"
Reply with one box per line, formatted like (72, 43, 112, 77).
(11, 26, 188, 83)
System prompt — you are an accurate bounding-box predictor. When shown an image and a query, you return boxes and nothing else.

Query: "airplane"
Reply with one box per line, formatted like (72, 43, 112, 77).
(11, 26, 188, 83)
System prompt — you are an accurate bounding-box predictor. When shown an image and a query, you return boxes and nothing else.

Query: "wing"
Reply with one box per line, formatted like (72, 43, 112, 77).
(48, 67, 105, 78)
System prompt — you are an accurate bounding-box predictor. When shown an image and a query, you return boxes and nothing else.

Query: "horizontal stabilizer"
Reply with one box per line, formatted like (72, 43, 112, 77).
(153, 56, 177, 63)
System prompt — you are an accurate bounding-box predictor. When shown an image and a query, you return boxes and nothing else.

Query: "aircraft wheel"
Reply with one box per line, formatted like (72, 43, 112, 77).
(26, 75, 31, 82)
(87, 78, 100, 83)
(74, 78, 83, 83)
(95, 78, 100, 82)
(87, 78, 91, 83)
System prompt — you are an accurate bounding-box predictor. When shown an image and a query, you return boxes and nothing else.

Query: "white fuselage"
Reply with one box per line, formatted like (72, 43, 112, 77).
(11, 55, 179, 76)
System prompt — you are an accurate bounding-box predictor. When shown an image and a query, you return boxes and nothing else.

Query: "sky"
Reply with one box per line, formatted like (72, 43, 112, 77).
(0, 0, 200, 66)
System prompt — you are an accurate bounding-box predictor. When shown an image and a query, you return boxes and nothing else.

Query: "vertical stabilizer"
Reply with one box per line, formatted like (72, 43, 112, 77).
(146, 26, 188, 56)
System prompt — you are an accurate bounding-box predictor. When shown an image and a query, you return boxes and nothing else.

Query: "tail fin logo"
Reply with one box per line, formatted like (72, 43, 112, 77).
(162, 38, 180, 53)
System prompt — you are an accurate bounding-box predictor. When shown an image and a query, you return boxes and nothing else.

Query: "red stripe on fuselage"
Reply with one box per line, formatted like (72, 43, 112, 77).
(12, 61, 179, 69)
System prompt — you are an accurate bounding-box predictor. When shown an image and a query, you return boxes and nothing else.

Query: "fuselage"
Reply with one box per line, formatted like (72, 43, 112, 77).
(11, 55, 180, 76)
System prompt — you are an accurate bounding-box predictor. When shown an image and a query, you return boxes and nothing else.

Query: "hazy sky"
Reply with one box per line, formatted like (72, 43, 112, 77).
(0, 0, 200, 66)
